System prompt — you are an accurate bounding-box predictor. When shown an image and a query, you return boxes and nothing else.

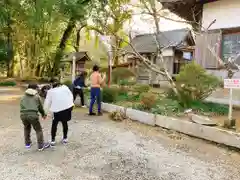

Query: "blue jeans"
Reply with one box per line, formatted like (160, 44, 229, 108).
(89, 87, 101, 113)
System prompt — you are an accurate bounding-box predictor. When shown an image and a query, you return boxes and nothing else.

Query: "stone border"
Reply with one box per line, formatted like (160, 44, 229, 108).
(101, 102, 240, 149)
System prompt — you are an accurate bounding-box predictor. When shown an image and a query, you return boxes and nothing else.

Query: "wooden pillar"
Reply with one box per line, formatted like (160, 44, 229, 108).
(72, 56, 76, 83)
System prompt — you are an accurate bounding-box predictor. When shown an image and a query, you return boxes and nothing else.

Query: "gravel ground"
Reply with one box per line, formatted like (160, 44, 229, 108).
(0, 88, 240, 180)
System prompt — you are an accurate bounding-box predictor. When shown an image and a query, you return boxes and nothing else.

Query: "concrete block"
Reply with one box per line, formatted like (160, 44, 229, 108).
(102, 103, 125, 114)
(126, 108, 156, 126)
(84, 102, 125, 113)
(236, 118, 240, 132)
(156, 115, 240, 149)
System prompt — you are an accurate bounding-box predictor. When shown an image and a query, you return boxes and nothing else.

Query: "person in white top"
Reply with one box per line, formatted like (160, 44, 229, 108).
(44, 80, 74, 145)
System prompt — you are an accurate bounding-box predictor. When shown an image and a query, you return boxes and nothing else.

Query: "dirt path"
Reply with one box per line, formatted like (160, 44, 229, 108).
(0, 87, 240, 180)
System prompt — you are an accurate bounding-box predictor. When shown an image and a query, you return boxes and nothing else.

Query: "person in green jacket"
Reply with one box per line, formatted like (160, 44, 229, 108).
(20, 84, 50, 151)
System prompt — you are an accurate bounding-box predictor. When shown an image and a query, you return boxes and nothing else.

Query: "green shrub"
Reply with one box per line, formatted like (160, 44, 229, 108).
(190, 101, 228, 116)
(102, 86, 119, 103)
(119, 86, 129, 96)
(119, 79, 136, 86)
(166, 88, 176, 99)
(83, 88, 90, 95)
(112, 67, 136, 84)
(128, 93, 140, 101)
(132, 103, 145, 111)
(110, 84, 119, 89)
(175, 62, 221, 107)
(117, 93, 128, 101)
(140, 92, 157, 110)
(150, 98, 184, 116)
(133, 84, 150, 94)
(0, 80, 16, 86)
(62, 79, 72, 87)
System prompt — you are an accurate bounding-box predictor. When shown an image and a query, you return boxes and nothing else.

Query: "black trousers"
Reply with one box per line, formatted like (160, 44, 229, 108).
(51, 119, 68, 141)
(73, 88, 84, 106)
(51, 107, 72, 141)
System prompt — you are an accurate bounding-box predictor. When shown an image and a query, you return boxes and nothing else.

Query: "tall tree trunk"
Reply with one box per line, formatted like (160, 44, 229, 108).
(51, 18, 76, 77)
(74, 25, 86, 52)
(19, 54, 24, 78)
(74, 29, 81, 52)
(5, 0, 13, 77)
(35, 63, 41, 77)
(6, 35, 13, 77)
(113, 36, 121, 65)
(39, 64, 45, 77)
(151, 4, 180, 100)
(32, 0, 38, 76)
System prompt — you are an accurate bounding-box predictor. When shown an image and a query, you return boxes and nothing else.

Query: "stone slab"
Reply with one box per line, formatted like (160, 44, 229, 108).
(156, 115, 240, 149)
(126, 108, 155, 126)
(102, 103, 126, 113)
(99, 103, 240, 149)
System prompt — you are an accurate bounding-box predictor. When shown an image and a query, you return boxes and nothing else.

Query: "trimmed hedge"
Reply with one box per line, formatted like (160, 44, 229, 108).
(0, 80, 16, 86)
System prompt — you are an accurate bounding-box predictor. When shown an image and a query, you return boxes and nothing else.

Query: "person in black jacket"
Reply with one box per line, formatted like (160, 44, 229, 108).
(73, 72, 87, 107)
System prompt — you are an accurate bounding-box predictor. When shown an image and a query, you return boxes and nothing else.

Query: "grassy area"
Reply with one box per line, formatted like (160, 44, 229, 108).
(150, 87, 169, 94)
(0, 80, 17, 87)
(112, 90, 228, 117)
(83, 85, 228, 117)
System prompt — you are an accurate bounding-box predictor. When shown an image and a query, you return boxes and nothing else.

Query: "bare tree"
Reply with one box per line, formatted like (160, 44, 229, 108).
(90, 0, 188, 98)
(90, 0, 240, 103)
(114, 0, 186, 97)
(126, 0, 240, 92)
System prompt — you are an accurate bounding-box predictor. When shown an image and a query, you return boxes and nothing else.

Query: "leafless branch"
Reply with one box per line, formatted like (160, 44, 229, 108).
(130, 3, 204, 30)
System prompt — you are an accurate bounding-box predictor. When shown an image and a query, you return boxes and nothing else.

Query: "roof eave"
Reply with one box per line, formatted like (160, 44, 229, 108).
(61, 51, 91, 62)
(160, 0, 219, 24)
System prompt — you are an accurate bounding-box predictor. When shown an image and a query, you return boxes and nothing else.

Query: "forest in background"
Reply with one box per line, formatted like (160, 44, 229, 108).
(0, 0, 132, 79)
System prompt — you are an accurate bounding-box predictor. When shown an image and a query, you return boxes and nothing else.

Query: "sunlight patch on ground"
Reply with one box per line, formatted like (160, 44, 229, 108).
(0, 87, 21, 91)
(0, 95, 21, 101)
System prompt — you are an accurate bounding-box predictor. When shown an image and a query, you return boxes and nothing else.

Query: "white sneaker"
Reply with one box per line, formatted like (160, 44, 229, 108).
(62, 139, 68, 144)
(50, 141, 56, 146)
(82, 105, 87, 108)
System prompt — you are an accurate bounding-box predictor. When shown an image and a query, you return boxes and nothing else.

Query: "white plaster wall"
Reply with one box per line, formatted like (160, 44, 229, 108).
(202, 0, 240, 30)
(162, 48, 174, 57)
